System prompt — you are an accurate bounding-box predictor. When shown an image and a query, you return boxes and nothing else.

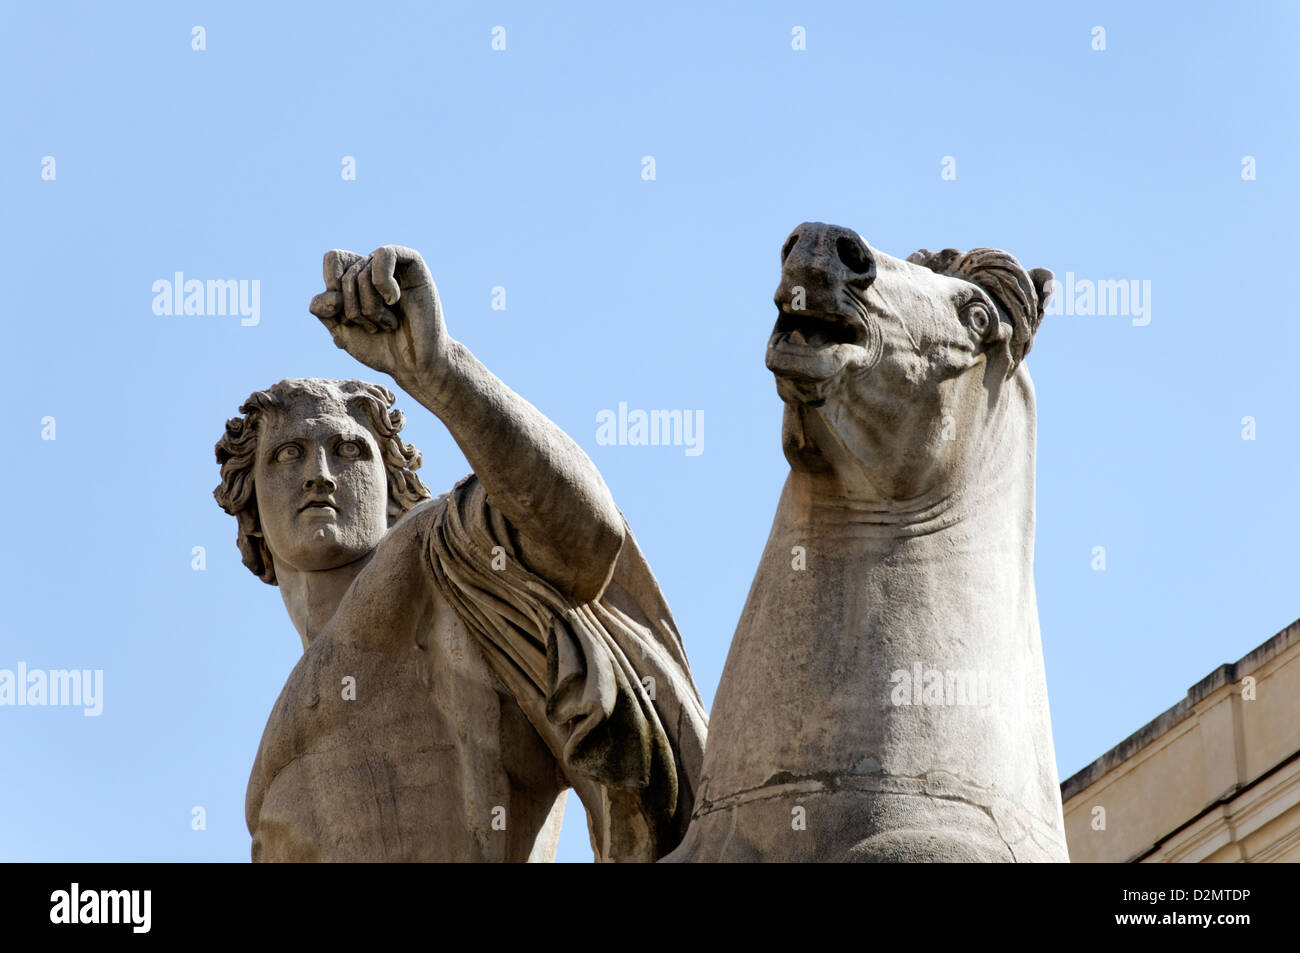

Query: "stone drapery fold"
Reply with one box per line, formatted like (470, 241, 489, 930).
(424, 475, 706, 861)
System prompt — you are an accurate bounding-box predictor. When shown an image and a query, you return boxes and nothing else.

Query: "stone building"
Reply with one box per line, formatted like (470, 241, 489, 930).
(1061, 620, 1300, 862)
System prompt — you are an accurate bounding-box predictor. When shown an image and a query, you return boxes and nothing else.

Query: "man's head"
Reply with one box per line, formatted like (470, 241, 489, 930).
(214, 378, 431, 584)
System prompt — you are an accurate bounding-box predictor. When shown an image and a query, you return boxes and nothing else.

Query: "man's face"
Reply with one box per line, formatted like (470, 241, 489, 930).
(252, 392, 389, 575)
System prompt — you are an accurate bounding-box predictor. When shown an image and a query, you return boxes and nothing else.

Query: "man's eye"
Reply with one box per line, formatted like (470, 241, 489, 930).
(273, 444, 301, 463)
(337, 440, 361, 459)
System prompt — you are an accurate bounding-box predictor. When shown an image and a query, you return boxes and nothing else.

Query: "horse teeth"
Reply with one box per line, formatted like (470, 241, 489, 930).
(789, 328, 808, 345)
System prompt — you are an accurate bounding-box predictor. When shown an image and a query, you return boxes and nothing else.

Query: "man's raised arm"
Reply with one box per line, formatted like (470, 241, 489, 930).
(309, 245, 622, 604)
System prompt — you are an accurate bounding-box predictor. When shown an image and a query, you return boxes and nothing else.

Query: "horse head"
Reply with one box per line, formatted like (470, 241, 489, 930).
(767, 222, 1052, 504)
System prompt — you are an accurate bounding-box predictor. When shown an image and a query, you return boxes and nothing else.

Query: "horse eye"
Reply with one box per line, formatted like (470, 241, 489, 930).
(962, 302, 991, 335)
(273, 444, 301, 463)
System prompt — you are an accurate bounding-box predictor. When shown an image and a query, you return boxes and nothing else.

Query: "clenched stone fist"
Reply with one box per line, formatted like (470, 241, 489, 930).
(309, 246, 450, 388)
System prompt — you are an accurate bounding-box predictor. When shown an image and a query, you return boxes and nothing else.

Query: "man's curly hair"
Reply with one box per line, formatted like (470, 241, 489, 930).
(214, 378, 432, 585)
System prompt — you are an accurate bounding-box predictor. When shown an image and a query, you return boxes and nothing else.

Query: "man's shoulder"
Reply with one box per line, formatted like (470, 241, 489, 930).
(325, 492, 457, 642)
(398, 491, 454, 525)
(374, 490, 454, 557)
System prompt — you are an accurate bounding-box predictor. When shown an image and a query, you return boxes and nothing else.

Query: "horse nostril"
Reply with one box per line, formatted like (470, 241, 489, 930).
(836, 236, 873, 275)
(781, 233, 800, 264)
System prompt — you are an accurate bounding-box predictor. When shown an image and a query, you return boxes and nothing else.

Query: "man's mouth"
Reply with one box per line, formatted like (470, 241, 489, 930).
(299, 499, 338, 514)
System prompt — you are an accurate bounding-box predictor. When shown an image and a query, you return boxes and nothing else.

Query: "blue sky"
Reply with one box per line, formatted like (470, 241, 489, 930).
(2, 1, 1297, 862)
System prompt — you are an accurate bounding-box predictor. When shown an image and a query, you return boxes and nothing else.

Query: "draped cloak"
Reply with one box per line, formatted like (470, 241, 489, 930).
(423, 475, 708, 862)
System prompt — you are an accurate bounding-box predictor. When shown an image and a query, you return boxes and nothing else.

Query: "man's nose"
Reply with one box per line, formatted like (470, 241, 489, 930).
(775, 222, 876, 312)
(303, 448, 337, 492)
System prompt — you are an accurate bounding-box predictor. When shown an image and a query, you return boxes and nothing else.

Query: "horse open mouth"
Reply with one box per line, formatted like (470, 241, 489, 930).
(766, 309, 869, 382)
(771, 310, 864, 348)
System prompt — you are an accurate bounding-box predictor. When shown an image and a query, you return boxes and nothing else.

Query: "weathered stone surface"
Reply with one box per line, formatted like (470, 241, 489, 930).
(214, 246, 707, 862)
(663, 223, 1069, 862)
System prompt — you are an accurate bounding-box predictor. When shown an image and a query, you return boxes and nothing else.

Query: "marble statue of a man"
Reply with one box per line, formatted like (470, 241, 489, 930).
(213, 246, 707, 862)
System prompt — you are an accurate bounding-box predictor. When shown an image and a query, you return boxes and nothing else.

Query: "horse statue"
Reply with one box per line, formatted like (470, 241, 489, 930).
(665, 223, 1070, 862)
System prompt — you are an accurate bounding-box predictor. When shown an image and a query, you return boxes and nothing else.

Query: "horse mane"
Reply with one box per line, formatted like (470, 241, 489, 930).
(907, 248, 1053, 367)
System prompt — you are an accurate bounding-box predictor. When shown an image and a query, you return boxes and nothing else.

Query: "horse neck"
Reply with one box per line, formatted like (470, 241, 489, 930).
(769, 394, 1037, 632)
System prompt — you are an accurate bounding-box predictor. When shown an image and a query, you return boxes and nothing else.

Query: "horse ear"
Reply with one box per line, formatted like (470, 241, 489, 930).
(1029, 267, 1054, 325)
(908, 248, 963, 273)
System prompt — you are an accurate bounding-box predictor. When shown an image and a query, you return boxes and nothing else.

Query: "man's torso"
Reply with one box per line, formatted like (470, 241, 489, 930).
(247, 498, 570, 862)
